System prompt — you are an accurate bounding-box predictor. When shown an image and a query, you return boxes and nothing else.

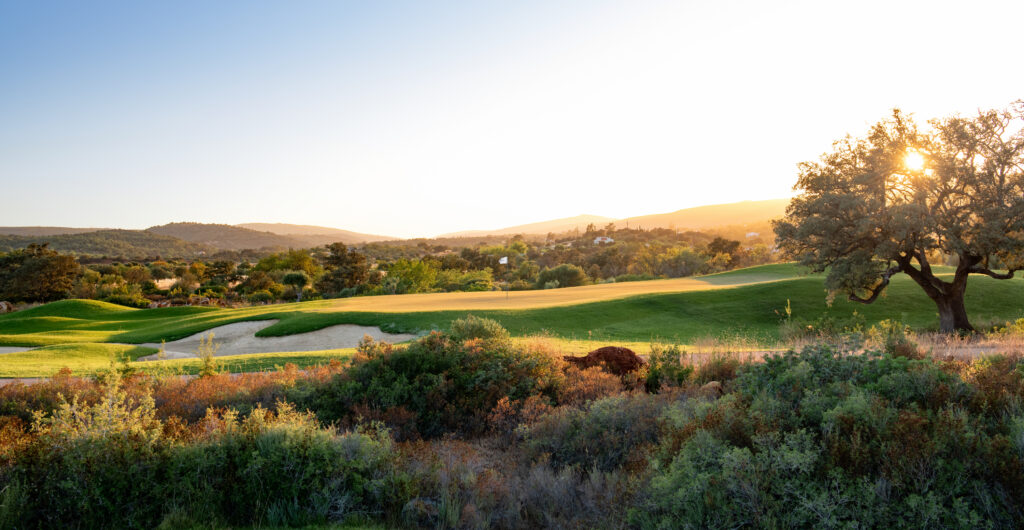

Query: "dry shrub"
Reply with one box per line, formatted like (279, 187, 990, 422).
(0, 367, 103, 422)
(557, 365, 623, 407)
(151, 361, 344, 422)
(946, 354, 1024, 413)
(487, 395, 554, 442)
(0, 416, 30, 465)
(398, 438, 635, 529)
(694, 352, 745, 384)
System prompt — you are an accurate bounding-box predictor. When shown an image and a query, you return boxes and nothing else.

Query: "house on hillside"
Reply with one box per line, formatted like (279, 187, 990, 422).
(746, 232, 760, 238)
(593, 236, 614, 244)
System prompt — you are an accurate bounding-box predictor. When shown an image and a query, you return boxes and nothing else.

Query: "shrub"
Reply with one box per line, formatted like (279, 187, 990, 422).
(3, 381, 400, 529)
(556, 365, 624, 407)
(694, 352, 745, 384)
(449, 314, 511, 345)
(299, 319, 562, 439)
(645, 343, 693, 392)
(247, 289, 274, 303)
(6, 380, 169, 528)
(102, 292, 151, 308)
(867, 319, 922, 359)
(520, 394, 668, 472)
(996, 318, 1024, 336)
(398, 439, 634, 529)
(536, 264, 588, 289)
(165, 405, 397, 527)
(638, 344, 1021, 528)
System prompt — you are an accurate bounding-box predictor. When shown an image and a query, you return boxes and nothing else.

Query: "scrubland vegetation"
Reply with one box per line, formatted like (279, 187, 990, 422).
(5, 317, 1024, 528)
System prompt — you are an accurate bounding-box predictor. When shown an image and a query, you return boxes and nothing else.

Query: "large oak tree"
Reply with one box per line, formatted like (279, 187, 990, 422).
(774, 102, 1024, 333)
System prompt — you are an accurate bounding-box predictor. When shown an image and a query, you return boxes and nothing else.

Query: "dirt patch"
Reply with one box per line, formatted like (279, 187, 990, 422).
(564, 346, 646, 375)
(137, 320, 418, 361)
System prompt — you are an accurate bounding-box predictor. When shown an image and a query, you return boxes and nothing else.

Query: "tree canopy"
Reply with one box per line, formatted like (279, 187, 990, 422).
(0, 243, 80, 302)
(774, 102, 1024, 332)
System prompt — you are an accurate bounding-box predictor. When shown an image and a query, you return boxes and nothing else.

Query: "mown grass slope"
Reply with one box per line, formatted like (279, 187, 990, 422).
(1, 264, 1023, 377)
(2, 264, 1023, 347)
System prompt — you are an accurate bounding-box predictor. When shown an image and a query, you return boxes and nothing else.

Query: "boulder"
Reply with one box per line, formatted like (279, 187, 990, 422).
(0, 301, 14, 314)
(564, 346, 646, 375)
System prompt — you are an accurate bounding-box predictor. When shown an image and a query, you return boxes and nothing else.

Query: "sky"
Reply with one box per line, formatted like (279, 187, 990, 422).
(1, 0, 1022, 238)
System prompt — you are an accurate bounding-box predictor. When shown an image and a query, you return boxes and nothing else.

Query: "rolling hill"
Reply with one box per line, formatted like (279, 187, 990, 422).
(237, 223, 394, 244)
(437, 199, 789, 238)
(0, 226, 111, 236)
(619, 198, 789, 231)
(439, 214, 617, 238)
(146, 222, 310, 250)
(0, 230, 212, 258)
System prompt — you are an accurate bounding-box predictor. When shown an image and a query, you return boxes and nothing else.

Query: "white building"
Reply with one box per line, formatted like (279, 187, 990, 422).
(593, 236, 614, 244)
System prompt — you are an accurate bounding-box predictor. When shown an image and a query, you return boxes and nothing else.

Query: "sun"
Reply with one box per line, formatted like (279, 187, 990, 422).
(904, 150, 925, 171)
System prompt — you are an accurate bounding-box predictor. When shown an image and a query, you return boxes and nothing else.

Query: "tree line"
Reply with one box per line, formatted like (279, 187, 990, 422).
(0, 225, 777, 306)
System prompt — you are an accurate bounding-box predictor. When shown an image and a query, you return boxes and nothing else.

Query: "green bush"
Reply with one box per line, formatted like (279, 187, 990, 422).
(636, 344, 1020, 528)
(449, 314, 511, 344)
(300, 318, 561, 439)
(165, 405, 396, 527)
(535, 264, 588, 289)
(102, 292, 151, 308)
(867, 319, 921, 358)
(247, 289, 274, 303)
(3, 383, 400, 529)
(645, 342, 693, 392)
(5, 382, 169, 528)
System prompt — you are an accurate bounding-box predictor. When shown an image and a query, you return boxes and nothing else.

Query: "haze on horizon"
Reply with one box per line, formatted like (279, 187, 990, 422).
(2, 0, 1022, 239)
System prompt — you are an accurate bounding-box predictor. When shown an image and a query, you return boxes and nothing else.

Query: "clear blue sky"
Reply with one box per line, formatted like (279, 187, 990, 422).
(2, 0, 1022, 237)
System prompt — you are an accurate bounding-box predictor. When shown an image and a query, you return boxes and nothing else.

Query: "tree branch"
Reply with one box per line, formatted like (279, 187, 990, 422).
(848, 265, 902, 304)
(968, 266, 1017, 280)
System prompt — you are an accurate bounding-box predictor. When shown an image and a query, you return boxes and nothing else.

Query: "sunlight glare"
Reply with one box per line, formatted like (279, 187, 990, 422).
(905, 151, 925, 171)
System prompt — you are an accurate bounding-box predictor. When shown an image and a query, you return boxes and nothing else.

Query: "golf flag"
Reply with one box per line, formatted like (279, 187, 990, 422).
(499, 256, 508, 265)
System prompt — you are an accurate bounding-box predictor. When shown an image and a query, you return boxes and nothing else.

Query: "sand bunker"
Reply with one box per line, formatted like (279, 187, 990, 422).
(137, 320, 417, 361)
(0, 347, 31, 355)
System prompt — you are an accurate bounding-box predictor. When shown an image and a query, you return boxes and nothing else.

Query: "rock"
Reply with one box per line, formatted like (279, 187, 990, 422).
(564, 346, 646, 375)
(0, 301, 14, 314)
(699, 380, 724, 398)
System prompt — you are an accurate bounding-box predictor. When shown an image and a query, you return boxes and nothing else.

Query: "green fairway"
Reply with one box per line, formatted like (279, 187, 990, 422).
(2, 263, 1023, 377)
(132, 348, 357, 378)
(0, 342, 157, 378)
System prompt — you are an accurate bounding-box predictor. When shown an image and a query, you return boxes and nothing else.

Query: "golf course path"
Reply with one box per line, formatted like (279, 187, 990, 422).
(136, 320, 417, 360)
(0, 347, 31, 355)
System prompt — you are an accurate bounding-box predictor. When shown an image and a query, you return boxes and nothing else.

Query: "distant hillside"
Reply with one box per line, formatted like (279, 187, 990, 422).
(435, 200, 789, 238)
(439, 214, 617, 238)
(236, 223, 394, 244)
(0, 227, 110, 236)
(0, 230, 212, 258)
(146, 223, 310, 250)
(619, 199, 789, 231)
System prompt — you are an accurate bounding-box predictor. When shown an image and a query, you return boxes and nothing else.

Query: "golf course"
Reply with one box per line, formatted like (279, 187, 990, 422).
(2, 263, 1023, 377)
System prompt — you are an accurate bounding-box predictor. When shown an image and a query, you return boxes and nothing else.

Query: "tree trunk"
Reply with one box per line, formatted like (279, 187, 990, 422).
(901, 255, 975, 334)
(933, 291, 974, 334)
